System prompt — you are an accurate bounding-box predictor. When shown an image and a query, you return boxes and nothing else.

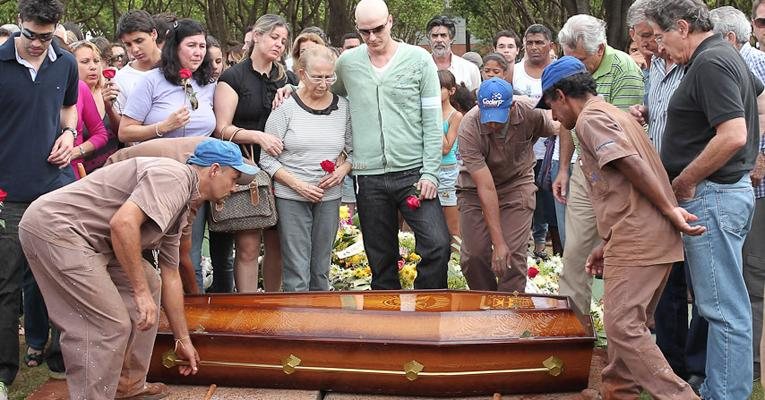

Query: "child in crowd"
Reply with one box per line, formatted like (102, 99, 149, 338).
(481, 53, 508, 81)
(437, 70, 463, 243)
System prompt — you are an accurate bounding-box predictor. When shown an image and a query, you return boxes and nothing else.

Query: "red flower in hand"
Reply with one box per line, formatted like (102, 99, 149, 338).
(0, 188, 6, 203)
(320, 160, 336, 173)
(405, 195, 421, 211)
(102, 68, 116, 80)
(527, 266, 539, 279)
(179, 68, 193, 80)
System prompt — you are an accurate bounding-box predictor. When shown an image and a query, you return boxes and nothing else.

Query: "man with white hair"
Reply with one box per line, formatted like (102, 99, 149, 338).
(552, 14, 644, 316)
(711, 4, 765, 383)
(426, 15, 480, 91)
(333, 0, 450, 290)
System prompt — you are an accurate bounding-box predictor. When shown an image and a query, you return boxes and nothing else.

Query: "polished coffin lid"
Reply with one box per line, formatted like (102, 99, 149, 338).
(150, 290, 596, 396)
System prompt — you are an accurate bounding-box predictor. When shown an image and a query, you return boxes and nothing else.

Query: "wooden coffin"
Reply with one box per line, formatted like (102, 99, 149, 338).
(148, 290, 596, 397)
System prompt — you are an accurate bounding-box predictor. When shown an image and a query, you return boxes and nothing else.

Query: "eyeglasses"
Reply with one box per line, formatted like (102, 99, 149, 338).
(304, 72, 337, 84)
(21, 27, 54, 42)
(755, 18, 765, 28)
(357, 21, 387, 37)
(110, 54, 125, 64)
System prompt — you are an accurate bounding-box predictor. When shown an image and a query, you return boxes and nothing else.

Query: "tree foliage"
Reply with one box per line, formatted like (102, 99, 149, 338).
(0, 0, 758, 52)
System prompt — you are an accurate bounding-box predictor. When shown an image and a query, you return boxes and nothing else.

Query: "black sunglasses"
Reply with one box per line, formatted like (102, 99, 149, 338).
(755, 18, 765, 29)
(21, 27, 54, 42)
(357, 22, 387, 37)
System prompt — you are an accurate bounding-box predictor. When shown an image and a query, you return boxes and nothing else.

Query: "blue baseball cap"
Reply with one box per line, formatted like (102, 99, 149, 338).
(188, 139, 260, 180)
(536, 56, 588, 109)
(478, 77, 513, 124)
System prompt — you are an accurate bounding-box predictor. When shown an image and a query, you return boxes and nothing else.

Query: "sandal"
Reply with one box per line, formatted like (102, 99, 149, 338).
(24, 346, 44, 368)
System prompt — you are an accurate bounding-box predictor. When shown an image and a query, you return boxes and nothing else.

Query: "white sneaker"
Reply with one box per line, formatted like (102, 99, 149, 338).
(0, 381, 8, 400)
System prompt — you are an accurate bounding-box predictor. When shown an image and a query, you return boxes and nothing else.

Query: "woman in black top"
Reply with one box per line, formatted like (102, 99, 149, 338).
(214, 14, 292, 293)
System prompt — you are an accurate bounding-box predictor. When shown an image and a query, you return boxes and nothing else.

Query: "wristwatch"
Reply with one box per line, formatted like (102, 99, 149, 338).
(62, 127, 77, 141)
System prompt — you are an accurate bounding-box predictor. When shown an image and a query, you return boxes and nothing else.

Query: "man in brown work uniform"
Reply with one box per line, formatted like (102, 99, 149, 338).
(538, 56, 703, 399)
(457, 77, 556, 291)
(18, 139, 257, 400)
(105, 136, 208, 295)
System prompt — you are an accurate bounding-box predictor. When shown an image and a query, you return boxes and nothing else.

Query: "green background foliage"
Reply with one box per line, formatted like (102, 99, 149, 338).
(0, 0, 757, 51)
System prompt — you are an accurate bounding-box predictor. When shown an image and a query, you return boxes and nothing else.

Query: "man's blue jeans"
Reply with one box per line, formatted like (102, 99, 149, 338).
(680, 176, 754, 399)
(356, 169, 450, 289)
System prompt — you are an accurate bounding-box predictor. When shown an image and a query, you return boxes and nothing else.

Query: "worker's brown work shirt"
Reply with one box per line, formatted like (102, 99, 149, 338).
(576, 97, 683, 267)
(20, 157, 200, 268)
(457, 100, 555, 195)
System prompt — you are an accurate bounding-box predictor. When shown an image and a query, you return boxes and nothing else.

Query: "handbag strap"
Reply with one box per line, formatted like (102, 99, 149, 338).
(241, 144, 256, 164)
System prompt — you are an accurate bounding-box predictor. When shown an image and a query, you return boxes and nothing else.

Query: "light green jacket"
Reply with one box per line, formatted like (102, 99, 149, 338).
(334, 42, 443, 184)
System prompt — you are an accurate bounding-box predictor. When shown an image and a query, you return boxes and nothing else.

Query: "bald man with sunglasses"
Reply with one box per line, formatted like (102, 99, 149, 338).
(331, 0, 451, 290)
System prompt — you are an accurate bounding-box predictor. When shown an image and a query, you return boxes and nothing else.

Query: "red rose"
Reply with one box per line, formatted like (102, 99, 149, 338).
(528, 266, 539, 279)
(102, 68, 116, 79)
(405, 195, 421, 211)
(320, 160, 336, 173)
(0, 188, 6, 203)
(397, 259, 405, 270)
(179, 68, 193, 80)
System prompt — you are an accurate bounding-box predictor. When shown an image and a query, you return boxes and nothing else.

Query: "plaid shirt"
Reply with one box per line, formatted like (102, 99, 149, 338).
(740, 43, 765, 198)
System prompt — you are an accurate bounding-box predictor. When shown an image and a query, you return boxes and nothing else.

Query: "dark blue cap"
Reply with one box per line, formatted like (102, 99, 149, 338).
(187, 139, 259, 177)
(477, 77, 513, 124)
(536, 56, 588, 109)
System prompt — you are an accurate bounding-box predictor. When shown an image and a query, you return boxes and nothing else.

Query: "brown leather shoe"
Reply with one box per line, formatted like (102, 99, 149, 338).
(116, 383, 169, 400)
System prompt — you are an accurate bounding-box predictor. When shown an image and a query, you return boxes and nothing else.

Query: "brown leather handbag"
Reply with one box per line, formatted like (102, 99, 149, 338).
(207, 144, 277, 232)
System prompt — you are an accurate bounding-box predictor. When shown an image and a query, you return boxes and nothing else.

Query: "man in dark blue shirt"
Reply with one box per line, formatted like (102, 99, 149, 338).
(0, 0, 77, 398)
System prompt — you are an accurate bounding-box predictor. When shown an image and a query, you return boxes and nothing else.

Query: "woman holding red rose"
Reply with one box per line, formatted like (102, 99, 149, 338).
(69, 40, 121, 175)
(119, 19, 216, 142)
(260, 46, 352, 292)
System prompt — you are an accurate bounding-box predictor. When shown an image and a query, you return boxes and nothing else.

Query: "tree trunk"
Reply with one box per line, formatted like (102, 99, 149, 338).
(604, 0, 630, 51)
(327, 0, 354, 47)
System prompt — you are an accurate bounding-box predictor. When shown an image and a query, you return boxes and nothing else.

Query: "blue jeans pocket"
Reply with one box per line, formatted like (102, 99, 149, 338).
(718, 187, 754, 235)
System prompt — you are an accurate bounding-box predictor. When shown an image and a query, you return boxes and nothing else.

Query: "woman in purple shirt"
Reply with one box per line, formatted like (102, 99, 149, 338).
(120, 19, 216, 142)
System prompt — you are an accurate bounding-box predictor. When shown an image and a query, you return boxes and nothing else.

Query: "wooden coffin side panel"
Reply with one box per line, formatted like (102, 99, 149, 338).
(149, 334, 593, 396)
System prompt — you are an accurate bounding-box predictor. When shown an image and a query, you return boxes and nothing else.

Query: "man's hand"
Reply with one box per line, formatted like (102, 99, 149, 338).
(416, 179, 437, 200)
(175, 337, 200, 376)
(552, 169, 569, 204)
(491, 243, 511, 279)
(629, 104, 647, 126)
(751, 153, 765, 187)
(134, 290, 158, 331)
(48, 130, 75, 168)
(273, 86, 294, 109)
(666, 207, 706, 236)
(585, 242, 605, 277)
(671, 175, 696, 202)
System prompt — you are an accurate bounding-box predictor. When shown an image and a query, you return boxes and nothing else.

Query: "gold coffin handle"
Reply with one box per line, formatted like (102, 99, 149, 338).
(162, 349, 564, 379)
(282, 354, 302, 375)
(543, 356, 564, 376)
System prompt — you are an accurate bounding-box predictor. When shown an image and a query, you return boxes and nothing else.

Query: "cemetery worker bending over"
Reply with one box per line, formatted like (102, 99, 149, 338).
(18, 139, 257, 400)
(539, 56, 703, 400)
(457, 77, 556, 292)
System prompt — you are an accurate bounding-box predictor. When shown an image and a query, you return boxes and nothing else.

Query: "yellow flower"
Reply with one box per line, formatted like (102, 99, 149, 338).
(339, 205, 350, 221)
(408, 252, 421, 263)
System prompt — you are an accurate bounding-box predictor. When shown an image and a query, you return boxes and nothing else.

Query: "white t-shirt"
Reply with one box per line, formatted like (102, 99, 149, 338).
(513, 62, 547, 160)
(447, 53, 481, 92)
(113, 63, 153, 115)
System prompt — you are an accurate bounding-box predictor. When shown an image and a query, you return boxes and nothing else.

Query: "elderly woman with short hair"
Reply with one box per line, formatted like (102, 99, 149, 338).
(260, 46, 352, 292)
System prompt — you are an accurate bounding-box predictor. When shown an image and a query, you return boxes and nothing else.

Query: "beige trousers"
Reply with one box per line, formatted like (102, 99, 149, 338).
(19, 228, 161, 400)
(558, 163, 600, 314)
